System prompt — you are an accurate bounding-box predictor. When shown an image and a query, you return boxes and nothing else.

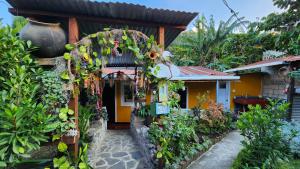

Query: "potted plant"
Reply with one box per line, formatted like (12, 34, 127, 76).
(135, 88, 146, 102)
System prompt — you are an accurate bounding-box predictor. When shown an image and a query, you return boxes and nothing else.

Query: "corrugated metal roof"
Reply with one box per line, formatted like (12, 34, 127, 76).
(225, 55, 300, 73)
(7, 0, 198, 47)
(179, 66, 229, 76)
(101, 66, 239, 81)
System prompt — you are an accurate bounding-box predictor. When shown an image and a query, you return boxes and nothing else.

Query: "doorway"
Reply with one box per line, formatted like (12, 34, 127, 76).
(216, 81, 230, 110)
(102, 83, 115, 125)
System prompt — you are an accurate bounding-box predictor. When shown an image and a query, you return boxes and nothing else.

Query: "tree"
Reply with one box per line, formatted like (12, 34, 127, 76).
(257, 0, 300, 55)
(168, 14, 248, 66)
(12, 16, 28, 33)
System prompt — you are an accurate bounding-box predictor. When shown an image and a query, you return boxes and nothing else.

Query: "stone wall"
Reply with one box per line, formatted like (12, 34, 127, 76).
(88, 118, 107, 159)
(262, 66, 289, 100)
(130, 113, 157, 168)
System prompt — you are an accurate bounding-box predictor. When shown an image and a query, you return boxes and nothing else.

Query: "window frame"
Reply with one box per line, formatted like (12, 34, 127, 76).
(121, 82, 134, 106)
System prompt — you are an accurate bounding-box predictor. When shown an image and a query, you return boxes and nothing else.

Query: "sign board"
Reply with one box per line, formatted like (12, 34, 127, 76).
(150, 103, 170, 115)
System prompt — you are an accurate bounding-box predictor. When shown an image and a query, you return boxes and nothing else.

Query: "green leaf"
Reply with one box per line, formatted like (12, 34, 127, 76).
(59, 112, 68, 121)
(58, 142, 68, 153)
(60, 71, 70, 80)
(65, 44, 75, 51)
(0, 161, 7, 167)
(122, 35, 127, 40)
(79, 46, 86, 53)
(79, 162, 88, 169)
(26, 40, 32, 48)
(92, 52, 98, 57)
(95, 58, 102, 67)
(63, 53, 72, 60)
(68, 109, 74, 115)
(52, 134, 61, 142)
(60, 108, 69, 114)
(156, 152, 162, 159)
(18, 147, 25, 154)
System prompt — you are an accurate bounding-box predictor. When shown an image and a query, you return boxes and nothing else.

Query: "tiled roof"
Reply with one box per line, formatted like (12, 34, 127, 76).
(225, 55, 300, 73)
(179, 66, 229, 76)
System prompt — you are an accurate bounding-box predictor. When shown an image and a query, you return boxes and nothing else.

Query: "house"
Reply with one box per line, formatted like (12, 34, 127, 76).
(102, 66, 239, 124)
(225, 55, 300, 121)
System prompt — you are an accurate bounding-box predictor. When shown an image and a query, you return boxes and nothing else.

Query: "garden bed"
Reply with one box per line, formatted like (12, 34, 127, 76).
(179, 131, 230, 169)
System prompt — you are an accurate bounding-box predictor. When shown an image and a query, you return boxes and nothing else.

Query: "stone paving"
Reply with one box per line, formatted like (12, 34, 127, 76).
(89, 130, 148, 169)
(187, 131, 244, 169)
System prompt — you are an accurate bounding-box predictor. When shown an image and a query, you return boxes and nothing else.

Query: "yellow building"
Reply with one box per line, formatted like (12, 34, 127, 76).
(102, 66, 240, 125)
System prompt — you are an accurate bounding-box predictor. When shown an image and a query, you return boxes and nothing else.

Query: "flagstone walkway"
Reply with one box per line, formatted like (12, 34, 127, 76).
(89, 130, 148, 169)
(187, 131, 244, 169)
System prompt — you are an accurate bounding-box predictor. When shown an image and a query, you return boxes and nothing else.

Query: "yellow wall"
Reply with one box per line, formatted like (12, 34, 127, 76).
(186, 82, 217, 109)
(230, 73, 263, 110)
(115, 82, 153, 122)
(115, 77, 260, 122)
(115, 82, 132, 122)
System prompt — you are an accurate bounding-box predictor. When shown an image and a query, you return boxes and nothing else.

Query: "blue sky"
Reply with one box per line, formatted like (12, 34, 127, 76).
(0, 0, 281, 28)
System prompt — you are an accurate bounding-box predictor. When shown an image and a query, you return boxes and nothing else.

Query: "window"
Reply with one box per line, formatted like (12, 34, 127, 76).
(178, 88, 188, 109)
(121, 82, 134, 106)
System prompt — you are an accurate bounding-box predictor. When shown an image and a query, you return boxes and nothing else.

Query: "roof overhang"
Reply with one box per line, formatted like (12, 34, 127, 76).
(224, 61, 285, 73)
(171, 75, 240, 81)
(6, 0, 198, 47)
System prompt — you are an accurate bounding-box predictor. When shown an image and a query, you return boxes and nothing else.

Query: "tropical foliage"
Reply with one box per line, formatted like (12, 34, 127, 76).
(0, 23, 60, 167)
(169, 14, 247, 67)
(169, 0, 300, 71)
(233, 100, 296, 169)
(148, 96, 233, 168)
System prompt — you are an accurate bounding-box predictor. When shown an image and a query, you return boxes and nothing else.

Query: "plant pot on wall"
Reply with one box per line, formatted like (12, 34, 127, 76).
(20, 19, 67, 58)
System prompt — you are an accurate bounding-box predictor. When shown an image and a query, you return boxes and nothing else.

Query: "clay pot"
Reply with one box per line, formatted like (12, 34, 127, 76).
(20, 19, 66, 58)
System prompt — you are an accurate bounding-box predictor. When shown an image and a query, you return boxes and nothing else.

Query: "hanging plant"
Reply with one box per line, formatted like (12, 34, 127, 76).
(62, 29, 166, 84)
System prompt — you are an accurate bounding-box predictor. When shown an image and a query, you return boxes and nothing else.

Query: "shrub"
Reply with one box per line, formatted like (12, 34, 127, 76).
(192, 99, 233, 136)
(235, 100, 294, 168)
(282, 121, 300, 158)
(78, 105, 94, 144)
(0, 24, 60, 167)
(148, 113, 212, 168)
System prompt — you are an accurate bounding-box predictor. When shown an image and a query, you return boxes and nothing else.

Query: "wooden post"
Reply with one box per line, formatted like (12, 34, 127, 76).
(69, 17, 79, 43)
(158, 26, 165, 50)
(68, 17, 79, 159)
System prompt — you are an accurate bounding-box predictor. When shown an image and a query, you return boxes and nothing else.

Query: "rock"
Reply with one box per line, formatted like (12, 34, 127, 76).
(109, 161, 125, 169)
(105, 157, 120, 165)
(96, 159, 106, 166)
(126, 160, 137, 169)
(112, 152, 128, 157)
(130, 151, 143, 160)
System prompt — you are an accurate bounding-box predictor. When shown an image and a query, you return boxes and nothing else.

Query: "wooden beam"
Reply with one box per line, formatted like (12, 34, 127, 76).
(68, 17, 79, 43)
(9, 8, 187, 30)
(68, 17, 79, 159)
(158, 26, 165, 49)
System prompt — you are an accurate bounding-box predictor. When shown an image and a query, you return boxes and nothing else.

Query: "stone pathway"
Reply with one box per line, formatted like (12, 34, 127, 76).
(187, 131, 244, 169)
(89, 130, 147, 169)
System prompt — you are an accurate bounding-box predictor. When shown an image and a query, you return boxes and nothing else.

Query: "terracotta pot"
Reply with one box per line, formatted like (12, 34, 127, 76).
(20, 19, 66, 58)
(61, 134, 79, 144)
